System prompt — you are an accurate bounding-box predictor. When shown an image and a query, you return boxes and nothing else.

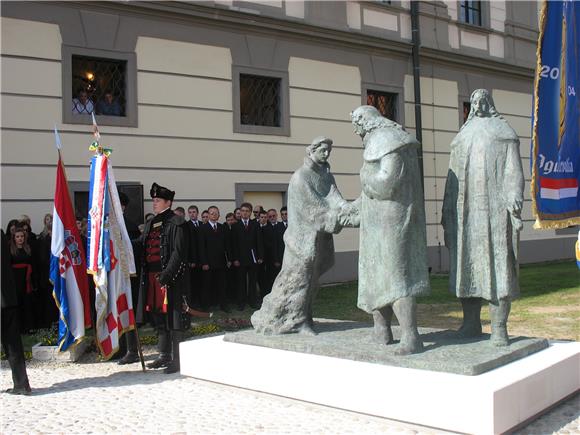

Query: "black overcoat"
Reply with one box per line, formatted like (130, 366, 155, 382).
(136, 210, 189, 330)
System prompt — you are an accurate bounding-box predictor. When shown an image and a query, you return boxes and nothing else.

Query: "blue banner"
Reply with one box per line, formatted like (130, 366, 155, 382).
(531, 0, 580, 229)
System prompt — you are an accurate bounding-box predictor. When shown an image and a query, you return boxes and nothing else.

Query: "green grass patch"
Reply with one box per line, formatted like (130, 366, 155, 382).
(314, 260, 579, 319)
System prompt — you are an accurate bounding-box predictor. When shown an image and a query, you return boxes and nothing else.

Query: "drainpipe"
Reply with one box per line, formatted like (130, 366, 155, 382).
(411, 0, 424, 193)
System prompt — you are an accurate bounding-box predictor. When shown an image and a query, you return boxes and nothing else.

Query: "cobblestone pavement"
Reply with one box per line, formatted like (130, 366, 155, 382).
(1, 346, 578, 434)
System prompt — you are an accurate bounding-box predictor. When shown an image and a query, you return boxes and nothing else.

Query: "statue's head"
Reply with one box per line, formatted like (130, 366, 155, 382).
(350, 105, 387, 138)
(307, 136, 333, 165)
(469, 89, 498, 118)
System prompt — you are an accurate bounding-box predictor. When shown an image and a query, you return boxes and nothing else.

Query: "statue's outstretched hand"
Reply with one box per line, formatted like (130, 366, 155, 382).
(338, 202, 360, 227)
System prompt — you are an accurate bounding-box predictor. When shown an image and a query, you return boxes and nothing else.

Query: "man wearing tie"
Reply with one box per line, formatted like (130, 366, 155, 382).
(232, 202, 264, 310)
(186, 205, 202, 309)
(276, 206, 288, 263)
(257, 210, 274, 301)
(198, 206, 231, 313)
(266, 208, 283, 292)
(224, 212, 237, 306)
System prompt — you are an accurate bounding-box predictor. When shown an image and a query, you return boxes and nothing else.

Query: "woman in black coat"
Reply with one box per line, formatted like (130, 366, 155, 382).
(9, 226, 39, 333)
(1, 230, 32, 395)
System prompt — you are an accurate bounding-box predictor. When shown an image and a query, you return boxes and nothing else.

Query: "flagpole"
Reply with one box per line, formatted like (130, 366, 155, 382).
(133, 325, 146, 372)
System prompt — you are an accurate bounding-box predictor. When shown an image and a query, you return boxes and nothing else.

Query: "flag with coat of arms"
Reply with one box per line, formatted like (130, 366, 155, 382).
(87, 120, 136, 359)
(50, 130, 92, 351)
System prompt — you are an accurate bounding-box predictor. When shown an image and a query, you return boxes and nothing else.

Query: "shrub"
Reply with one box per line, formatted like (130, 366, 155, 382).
(34, 326, 59, 346)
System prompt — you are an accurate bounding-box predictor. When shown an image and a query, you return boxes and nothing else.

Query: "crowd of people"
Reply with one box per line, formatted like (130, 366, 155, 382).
(1, 199, 288, 333)
(175, 202, 288, 314)
(3, 214, 58, 334)
(1, 189, 290, 382)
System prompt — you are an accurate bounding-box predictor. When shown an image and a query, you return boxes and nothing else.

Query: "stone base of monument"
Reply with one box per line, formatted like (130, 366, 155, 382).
(180, 319, 579, 434)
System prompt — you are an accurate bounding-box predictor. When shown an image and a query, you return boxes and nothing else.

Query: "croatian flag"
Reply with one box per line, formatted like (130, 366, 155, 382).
(87, 153, 136, 359)
(50, 155, 91, 351)
(539, 177, 579, 200)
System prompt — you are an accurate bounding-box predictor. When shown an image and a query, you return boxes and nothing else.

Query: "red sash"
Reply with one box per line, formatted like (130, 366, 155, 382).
(145, 272, 168, 313)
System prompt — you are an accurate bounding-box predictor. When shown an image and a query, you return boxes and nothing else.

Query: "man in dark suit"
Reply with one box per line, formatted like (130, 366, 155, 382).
(231, 202, 263, 310)
(198, 206, 231, 312)
(276, 206, 288, 263)
(266, 208, 283, 290)
(186, 205, 202, 309)
(224, 212, 237, 305)
(257, 210, 274, 301)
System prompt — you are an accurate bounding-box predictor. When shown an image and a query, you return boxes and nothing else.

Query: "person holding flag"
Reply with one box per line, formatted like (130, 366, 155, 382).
(50, 128, 92, 353)
(136, 183, 190, 374)
(87, 116, 140, 364)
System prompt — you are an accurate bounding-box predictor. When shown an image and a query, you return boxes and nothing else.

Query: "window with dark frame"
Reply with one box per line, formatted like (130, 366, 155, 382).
(459, 1, 482, 26)
(71, 55, 127, 117)
(367, 90, 397, 122)
(463, 101, 471, 124)
(239, 74, 281, 127)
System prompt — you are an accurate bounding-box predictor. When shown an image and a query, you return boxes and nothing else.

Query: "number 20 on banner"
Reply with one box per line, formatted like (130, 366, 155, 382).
(539, 65, 576, 96)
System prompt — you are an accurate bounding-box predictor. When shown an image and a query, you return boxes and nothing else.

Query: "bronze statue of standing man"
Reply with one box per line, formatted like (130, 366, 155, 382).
(442, 89, 524, 346)
(345, 106, 431, 355)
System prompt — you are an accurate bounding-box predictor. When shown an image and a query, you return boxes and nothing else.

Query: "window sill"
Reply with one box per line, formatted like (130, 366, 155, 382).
(63, 113, 137, 128)
(234, 124, 290, 137)
(456, 21, 492, 36)
(363, 2, 409, 14)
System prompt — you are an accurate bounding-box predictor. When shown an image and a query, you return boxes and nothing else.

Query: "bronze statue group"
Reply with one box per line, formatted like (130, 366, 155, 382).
(254, 89, 524, 356)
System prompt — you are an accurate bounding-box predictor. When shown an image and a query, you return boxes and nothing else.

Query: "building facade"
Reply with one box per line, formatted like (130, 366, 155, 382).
(1, 1, 575, 282)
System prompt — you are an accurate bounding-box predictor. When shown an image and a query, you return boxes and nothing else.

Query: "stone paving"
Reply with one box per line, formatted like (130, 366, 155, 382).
(1, 344, 578, 434)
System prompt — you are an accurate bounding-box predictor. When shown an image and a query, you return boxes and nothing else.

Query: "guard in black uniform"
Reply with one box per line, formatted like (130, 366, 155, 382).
(136, 183, 189, 374)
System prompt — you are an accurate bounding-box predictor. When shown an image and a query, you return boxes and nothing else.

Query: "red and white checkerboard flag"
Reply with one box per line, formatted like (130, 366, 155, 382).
(88, 151, 136, 359)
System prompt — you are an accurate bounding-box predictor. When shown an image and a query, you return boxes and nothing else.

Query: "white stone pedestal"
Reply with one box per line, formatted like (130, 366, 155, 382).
(180, 337, 579, 435)
(32, 339, 89, 362)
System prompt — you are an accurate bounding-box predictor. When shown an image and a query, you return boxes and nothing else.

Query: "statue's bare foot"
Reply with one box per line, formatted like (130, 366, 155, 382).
(394, 332, 423, 355)
(455, 322, 483, 338)
(373, 325, 394, 345)
(298, 324, 318, 336)
(490, 326, 509, 346)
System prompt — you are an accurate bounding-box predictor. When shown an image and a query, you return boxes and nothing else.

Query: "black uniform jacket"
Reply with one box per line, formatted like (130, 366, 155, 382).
(136, 209, 189, 330)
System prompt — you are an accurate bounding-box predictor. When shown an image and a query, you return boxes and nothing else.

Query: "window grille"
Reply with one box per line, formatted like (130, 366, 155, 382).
(463, 102, 471, 124)
(367, 90, 397, 121)
(460, 1, 482, 26)
(72, 55, 127, 117)
(239, 74, 281, 127)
